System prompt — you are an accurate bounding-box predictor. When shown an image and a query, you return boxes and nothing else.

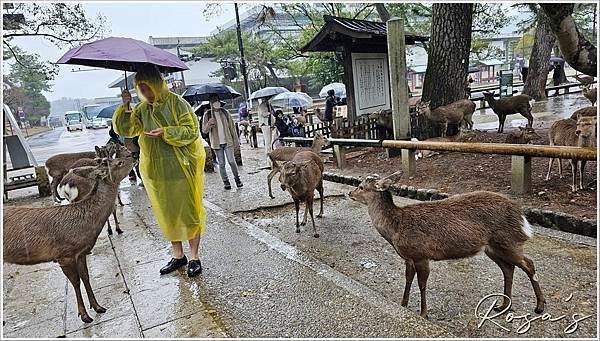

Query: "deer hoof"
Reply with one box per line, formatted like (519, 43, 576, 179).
(493, 304, 512, 312)
(316, 214, 323, 218)
(420, 313, 429, 319)
(269, 194, 275, 199)
(295, 228, 300, 233)
(313, 233, 320, 238)
(534, 300, 546, 314)
(116, 229, 123, 234)
(107, 229, 113, 235)
(300, 222, 306, 226)
(93, 305, 107, 313)
(79, 313, 93, 323)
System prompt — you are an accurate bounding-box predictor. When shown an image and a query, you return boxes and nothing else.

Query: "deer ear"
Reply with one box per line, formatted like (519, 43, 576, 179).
(70, 166, 95, 178)
(374, 178, 394, 191)
(95, 146, 101, 154)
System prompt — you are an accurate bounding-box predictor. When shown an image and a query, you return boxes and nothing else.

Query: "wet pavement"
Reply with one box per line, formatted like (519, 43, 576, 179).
(3, 93, 597, 338)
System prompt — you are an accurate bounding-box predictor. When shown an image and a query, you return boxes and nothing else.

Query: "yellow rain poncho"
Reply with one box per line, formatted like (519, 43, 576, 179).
(113, 65, 206, 241)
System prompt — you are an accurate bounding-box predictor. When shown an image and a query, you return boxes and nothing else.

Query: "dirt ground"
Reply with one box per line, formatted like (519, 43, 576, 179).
(324, 128, 597, 219)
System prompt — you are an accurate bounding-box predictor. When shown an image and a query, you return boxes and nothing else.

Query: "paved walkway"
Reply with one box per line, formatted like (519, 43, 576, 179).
(2, 144, 597, 338)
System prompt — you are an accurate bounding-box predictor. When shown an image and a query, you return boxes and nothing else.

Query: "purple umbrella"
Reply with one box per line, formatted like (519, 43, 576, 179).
(57, 37, 189, 73)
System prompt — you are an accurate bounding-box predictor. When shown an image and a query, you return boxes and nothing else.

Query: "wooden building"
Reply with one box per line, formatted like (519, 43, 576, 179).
(300, 15, 428, 122)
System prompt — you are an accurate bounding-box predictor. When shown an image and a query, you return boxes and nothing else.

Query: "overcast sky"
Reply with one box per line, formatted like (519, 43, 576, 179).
(11, 2, 238, 101)
(8, 2, 525, 102)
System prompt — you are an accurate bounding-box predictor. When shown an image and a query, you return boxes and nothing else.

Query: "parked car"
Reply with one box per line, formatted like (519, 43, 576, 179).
(91, 117, 108, 129)
(67, 120, 83, 132)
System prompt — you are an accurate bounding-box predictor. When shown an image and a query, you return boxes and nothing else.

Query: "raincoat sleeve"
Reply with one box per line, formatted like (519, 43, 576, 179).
(112, 104, 143, 138)
(162, 99, 199, 147)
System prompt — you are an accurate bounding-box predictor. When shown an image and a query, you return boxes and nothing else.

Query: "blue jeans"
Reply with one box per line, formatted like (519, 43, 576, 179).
(214, 144, 239, 182)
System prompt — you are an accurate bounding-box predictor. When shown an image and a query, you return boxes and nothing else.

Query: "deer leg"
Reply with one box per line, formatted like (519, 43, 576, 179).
(59, 259, 93, 323)
(579, 160, 586, 190)
(301, 201, 309, 226)
(401, 260, 416, 307)
(523, 111, 533, 128)
(106, 218, 113, 235)
(308, 198, 318, 238)
(294, 199, 300, 233)
(117, 191, 124, 206)
(570, 159, 578, 192)
(51, 178, 61, 202)
(441, 122, 448, 137)
(267, 168, 279, 199)
(76, 254, 106, 313)
(497, 115, 505, 133)
(316, 181, 324, 218)
(414, 260, 430, 319)
(545, 158, 554, 181)
(485, 248, 515, 311)
(514, 256, 545, 313)
(113, 208, 122, 234)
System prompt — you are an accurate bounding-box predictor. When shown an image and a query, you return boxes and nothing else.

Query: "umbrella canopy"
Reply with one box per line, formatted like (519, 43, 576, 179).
(56, 37, 189, 73)
(270, 92, 313, 108)
(182, 83, 241, 102)
(249, 86, 289, 100)
(193, 100, 226, 116)
(319, 82, 346, 99)
(96, 104, 120, 119)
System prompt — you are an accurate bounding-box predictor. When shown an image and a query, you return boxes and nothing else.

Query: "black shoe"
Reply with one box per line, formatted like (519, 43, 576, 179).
(224, 180, 232, 190)
(235, 177, 243, 188)
(187, 260, 202, 277)
(159, 256, 188, 275)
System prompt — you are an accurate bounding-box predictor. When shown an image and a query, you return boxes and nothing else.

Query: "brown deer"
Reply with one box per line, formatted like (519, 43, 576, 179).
(504, 127, 542, 144)
(546, 114, 597, 191)
(582, 84, 597, 106)
(349, 172, 545, 318)
(46, 146, 111, 202)
(267, 132, 327, 198)
(278, 151, 324, 238)
(483, 91, 534, 133)
(415, 99, 476, 137)
(4, 157, 135, 323)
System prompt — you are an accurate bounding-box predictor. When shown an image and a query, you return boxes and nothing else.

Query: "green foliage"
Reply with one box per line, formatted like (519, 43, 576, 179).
(3, 52, 55, 124)
(515, 28, 536, 58)
(386, 3, 432, 34)
(573, 3, 598, 43)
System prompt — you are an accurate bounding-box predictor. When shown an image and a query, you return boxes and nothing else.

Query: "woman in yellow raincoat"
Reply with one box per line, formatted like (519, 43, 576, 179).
(113, 64, 205, 277)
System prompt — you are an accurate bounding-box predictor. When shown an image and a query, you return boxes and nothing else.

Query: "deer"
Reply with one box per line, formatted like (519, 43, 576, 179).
(59, 143, 132, 207)
(504, 127, 542, 144)
(546, 114, 597, 192)
(582, 84, 597, 106)
(3, 157, 135, 323)
(278, 151, 324, 238)
(574, 74, 595, 86)
(46, 146, 111, 202)
(348, 171, 545, 319)
(267, 132, 327, 199)
(483, 91, 534, 133)
(415, 99, 476, 137)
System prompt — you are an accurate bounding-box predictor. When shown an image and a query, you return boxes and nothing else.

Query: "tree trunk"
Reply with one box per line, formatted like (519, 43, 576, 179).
(422, 4, 473, 108)
(540, 3, 597, 76)
(421, 4, 473, 137)
(523, 14, 556, 100)
(374, 3, 391, 22)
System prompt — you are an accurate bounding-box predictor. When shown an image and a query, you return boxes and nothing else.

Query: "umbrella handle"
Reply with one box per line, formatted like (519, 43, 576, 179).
(124, 71, 131, 111)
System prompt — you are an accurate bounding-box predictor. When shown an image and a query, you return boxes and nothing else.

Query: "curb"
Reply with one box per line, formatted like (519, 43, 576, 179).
(323, 172, 597, 238)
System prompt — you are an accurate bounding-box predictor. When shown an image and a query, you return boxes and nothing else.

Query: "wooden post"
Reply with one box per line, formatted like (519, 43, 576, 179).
(343, 43, 357, 123)
(511, 155, 532, 194)
(387, 18, 410, 140)
(333, 144, 346, 170)
(401, 149, 416, 177)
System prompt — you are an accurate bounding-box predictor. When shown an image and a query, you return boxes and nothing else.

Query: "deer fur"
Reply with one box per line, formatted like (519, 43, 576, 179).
(278, 151, 324, 238)
(3, 157, 135, 323)
(415, 99, 476, 137)
(238, 120, 252, 144)
(46, 146, 111, 202)
(546, 115, 597, 191)
(505, 127, 542, 144)
(582, 84, 597, 106)
(574, 74, 595, 86)
(267, 133, 327, 198)
(348, 172, 545, 318)
(483, 91, 534, 133)
(569, 106, 597, 120)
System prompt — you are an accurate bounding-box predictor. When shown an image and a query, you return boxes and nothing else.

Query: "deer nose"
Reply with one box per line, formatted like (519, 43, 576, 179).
(280, 184, 286, 191)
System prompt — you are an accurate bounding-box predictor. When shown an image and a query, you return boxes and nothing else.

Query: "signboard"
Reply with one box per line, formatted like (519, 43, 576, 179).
(499, 70, 513, 98)
(351, 53, 391, 116)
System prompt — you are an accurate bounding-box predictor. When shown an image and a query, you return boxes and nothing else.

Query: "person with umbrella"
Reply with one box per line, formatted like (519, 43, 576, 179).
(202, 94, 243, 190)
(324, 89, 340, 123)
(112, 64, 206, 278)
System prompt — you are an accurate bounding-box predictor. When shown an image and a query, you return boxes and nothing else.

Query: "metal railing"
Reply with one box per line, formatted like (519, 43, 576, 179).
(282, 136, 597, 194)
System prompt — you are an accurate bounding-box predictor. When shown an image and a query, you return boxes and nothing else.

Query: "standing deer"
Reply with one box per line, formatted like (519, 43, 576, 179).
(349, 172, 545, 318)
(483, 91, 534, 133)
(4, 158, 135, 323)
